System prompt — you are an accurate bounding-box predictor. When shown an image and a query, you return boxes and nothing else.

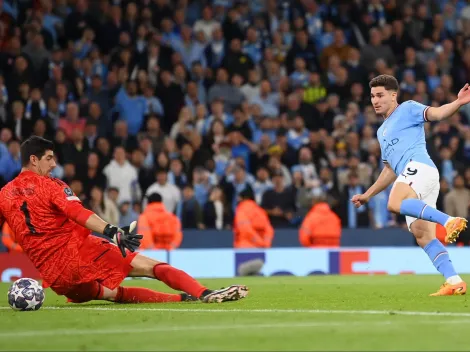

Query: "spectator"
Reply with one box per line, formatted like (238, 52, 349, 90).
(192, 166, 213, 207)
(194, 6, 220, 42)
(320, 29, 352, 70)
(299, 188, 342, 247)
(87, 185, 120, 225)
(208, 68, 244, 113)
(444, 175, 470, 219)
(252, 166, 273, 204)
(138, 193, 183, 250)
(204, 186, 230, 229)
(9, 101, 33, 141)
(250, 80, 280, 118)
(177, 185, 204, 229)
(62, 129, 89, 179)
(202, 99, 234, 135)
(155, 70, 185, 133)
(285, 30, 318, 74)
(222, 163, 255, 210)
(292, 147, 319, 188)
(0, 140, 21, 183)
(337, 155, 372, 191)
(172, 25, 206, 70)
(103, 146, 140, 204)
(112, 120, 138, 153)
(168, 157, 188, 190)
(221, 38, 254, 80)
(0, 128, 12, 160)
(340, 172, 370, 228)
(118, 201, 139, 229)
(233, 187, 274, 248)
(62, 163, 76, 185)
(261, 170, 296, 227)
(82, 152, 107, 198)
(107, 187, 120, 205)
(144, 168, 181, 213)
(204, 25, 226, 69)
(287, 117, 310, 150)
(114, 80, 147, 136)
(289, 58, 310, 88)
(243, 26, 263, 64)
(87, 75, 111, 118)
(58, 103, 86, 140)
(360, 28, 395, 72)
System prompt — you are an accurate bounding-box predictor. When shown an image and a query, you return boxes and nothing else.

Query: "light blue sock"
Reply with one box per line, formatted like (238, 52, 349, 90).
(400, 199, 450, 226)
(423, 239, 458, 279)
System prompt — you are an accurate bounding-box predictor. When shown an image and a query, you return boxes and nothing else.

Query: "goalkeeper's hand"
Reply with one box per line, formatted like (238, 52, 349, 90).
(103, 221, 143, 257)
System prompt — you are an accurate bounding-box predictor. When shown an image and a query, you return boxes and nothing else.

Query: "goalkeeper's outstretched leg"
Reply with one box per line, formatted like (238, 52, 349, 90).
(52, 235, 248, 304)
(126, 253, 249, 303)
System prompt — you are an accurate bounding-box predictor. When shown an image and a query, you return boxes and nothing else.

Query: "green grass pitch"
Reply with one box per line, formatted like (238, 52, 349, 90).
(2, 275, 470, 351)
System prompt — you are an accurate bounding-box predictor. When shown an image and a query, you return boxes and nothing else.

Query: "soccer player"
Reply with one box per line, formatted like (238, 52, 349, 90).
(351, 75, 470, 296)
(0, 136, 248, 304)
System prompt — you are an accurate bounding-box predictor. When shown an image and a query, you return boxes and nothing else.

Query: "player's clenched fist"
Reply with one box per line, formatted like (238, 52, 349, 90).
(103, 221, 143, 257)
(350, 194, 369, 208)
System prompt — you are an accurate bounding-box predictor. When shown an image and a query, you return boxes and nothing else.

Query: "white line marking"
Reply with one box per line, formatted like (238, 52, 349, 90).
(0, 321, 391, 338)
(2, 306, 470, 317)
(2, 319, 470, 339)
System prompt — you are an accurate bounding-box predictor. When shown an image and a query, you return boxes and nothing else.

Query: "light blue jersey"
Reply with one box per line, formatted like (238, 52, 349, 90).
(377, 100, 436, 175)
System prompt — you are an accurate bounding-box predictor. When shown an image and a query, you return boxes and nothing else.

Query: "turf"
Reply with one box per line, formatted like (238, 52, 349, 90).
(2, 275, 470, 351)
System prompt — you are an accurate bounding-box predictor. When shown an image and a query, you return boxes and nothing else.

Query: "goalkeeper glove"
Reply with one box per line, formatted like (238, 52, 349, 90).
(103, 221, 143, 257)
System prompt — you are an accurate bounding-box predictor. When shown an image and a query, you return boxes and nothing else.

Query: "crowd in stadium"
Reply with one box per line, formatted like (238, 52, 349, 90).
(1, 0, 470, 242)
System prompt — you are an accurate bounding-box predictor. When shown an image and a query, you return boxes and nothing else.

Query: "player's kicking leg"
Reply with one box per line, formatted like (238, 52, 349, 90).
(409, 219, 466, 296)
(387, 163, 466, 296)
(389, 181, 467, 244)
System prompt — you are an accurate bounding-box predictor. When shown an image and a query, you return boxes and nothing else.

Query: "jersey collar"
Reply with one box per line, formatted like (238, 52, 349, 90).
(384, 104, 400, 121)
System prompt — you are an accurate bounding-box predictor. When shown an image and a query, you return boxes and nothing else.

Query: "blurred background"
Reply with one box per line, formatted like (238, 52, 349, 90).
(1, 0, 470, 256)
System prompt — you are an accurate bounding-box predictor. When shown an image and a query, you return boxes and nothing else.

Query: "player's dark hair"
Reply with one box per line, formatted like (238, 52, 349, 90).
(20, 136, 54, 166)
(369, 74, 399, 91)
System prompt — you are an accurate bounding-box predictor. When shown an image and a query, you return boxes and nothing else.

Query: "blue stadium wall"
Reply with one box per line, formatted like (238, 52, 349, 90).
(178, 228, 417, 248)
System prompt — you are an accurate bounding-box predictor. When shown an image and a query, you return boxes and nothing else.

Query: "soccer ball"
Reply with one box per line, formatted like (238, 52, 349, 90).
(8, 278, 45, 311)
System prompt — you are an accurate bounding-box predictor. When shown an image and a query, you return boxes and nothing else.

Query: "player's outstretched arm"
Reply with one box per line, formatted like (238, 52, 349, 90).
(48, 179, 142, 257)
(85, 214, 143, 257)
(426, 83, 470, 122)
(350, 163, 397, 208)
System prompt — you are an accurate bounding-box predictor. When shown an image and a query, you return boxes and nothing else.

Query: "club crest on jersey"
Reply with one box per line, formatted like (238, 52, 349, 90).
(64, 188, 74, 196)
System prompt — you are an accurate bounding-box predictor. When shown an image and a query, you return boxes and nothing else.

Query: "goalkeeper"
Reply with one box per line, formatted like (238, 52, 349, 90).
(0, 136, 248, 304)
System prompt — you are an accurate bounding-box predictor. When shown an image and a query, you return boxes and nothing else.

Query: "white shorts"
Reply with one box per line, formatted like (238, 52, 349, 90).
(394, 160, 440, 231)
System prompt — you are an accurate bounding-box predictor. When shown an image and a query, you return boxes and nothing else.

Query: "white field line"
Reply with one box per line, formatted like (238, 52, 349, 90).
(0, 321, 398, 339)
(2, 306, 470, 318)
(1, 319, 470, 339)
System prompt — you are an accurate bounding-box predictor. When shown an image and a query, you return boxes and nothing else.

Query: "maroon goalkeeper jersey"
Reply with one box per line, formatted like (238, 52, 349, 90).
(0, 171, 92, 285)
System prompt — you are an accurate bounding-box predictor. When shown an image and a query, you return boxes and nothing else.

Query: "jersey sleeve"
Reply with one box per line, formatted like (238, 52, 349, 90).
(406, 100, 430, 125)
(46, 178, 94, 225)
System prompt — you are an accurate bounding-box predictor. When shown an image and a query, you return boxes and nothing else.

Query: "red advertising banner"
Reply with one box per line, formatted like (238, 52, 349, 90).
(0, 253, 41, 282)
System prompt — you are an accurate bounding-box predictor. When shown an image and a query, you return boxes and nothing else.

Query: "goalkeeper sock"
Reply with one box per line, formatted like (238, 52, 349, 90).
(153, 263, 207, 298)
(423, 239, 461, 283)
(400, 199, 450, 226)
(115, 287, 182, 303)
